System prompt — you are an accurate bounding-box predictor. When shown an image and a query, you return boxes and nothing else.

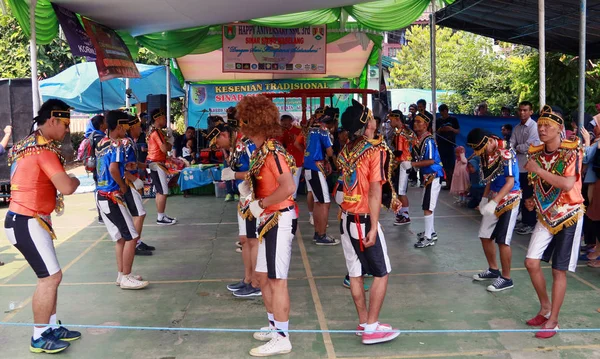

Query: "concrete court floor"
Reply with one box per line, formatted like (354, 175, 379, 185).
(0, 186, 599, 359)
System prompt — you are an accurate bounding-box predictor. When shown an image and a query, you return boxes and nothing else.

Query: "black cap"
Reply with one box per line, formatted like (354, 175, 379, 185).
(106, 110, 130, 131)
(466, 128, 494, 155)
(341, 99, 371, 135)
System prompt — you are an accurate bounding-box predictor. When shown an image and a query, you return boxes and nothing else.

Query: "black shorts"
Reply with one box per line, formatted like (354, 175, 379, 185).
(4, 212, 60, 278)
(123, 187, 146, 217)
(305, 169, 331, 203)
(96, 192, 139, 242)
(340, 212, 391, 278)
(148, 162, 169, 195)
(526, 219, 583, 272)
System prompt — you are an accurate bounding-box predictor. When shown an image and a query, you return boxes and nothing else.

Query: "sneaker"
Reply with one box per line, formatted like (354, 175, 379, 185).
(97, 216, 104, 224)
(235, 241, 242, 248)
(225, 194, 234, 202)
(516, 225, 534, 235)
(236, 247, 242, 253)
(52, 321, 81, 341)
(356, 323, 392, 337)
(119, 274, 149, 290)
(30, 328, 70, 354)
(417, 232, 438, 241)
(487, 277, 514, 292)
(394, 216, 411, 226)
(342, 275, 370, 291)
(414, 238, 435, 248)
(514, 222, 524, 231)
(234, 194, 240, 201)
(138, 242, 155, 251)
(249, 334, 292, 357)
(309, 215, 314, 226)
(472, 268, 501, 281)
(115, 273, 143, 286)
(135, 247, 153, 256)
(227, 280, 247, 292)
(156, 216, 177, 226)
(253, 326, 277, 342)
(233, 283, 262, 298)
(361, 324, 400, 345)
(315, 234, 340, 246)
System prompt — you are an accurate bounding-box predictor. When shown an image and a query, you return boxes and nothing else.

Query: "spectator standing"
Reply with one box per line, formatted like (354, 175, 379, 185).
(436, 104, 460, 190)
(501, 124, 513, 142)
(510, 101, 540, 235)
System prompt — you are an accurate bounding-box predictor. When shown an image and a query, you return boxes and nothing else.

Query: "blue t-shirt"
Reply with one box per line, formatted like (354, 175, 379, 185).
(123, 137, 138, 176)
(231, 137, 256, 186)
(418, 137, 444, 177)
(96, 138, 125, 192)
(304, 127, 333, 171)
(490, 150, 520, 193)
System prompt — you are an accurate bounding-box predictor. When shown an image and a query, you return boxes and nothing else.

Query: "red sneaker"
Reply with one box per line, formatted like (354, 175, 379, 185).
(526, 313, 550, 326)
(535, 324, 559, 339)
(361, 324, 399, 345)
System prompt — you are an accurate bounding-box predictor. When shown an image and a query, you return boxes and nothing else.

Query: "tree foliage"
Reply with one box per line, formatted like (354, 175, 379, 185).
(389, 25, 599, 116)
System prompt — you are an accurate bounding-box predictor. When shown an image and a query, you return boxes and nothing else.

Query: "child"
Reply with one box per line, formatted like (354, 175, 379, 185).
(467, 157, 485, 209)
(182, 138, 195, 164)
(450, 146, 470, 205)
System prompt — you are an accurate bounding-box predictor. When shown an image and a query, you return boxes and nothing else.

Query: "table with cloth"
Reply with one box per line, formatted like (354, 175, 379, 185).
(177, 164, 223, 191)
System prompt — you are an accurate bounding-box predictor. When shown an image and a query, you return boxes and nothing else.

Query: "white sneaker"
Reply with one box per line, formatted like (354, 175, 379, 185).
(115, 272, 143, 286)
(120, 274, 149, 290)
(253, 326, 277, 342)
(249, 334, 291, 357)
(309, 215, 314, 226)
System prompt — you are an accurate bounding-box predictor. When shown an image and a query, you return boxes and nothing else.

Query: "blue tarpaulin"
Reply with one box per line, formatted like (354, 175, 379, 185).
(40, 63, 185, 113)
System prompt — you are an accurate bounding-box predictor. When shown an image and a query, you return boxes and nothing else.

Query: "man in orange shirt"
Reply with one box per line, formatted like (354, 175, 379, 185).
(237, 95, 297, 357)
(147, 109, 177, 225)
(338, 100, 400, 345)
(5, 99, 81, 353)
(523, 105, 585, 339)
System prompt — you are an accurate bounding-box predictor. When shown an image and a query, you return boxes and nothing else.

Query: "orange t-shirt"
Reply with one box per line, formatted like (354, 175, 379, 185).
(9, 150, 64, 216)
(341, 148, 386, 214)
(147, 130, 167, 163)
(255, 152, 295, 215)
(395, 132, 412, 162)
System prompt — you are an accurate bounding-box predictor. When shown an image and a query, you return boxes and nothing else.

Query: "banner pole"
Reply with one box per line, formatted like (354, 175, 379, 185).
(29, 0, 40, 114)
(166, 59, 172, 129)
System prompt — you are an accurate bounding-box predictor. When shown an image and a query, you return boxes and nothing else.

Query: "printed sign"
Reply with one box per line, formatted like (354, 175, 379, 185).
(222, 23, 326, 74)
(188, 79, 352, 128)
(52, 4, 97, 60)
(82, 18, 140, 81)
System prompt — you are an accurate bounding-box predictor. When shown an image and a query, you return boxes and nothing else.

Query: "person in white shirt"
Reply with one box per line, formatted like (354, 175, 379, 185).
(509, 101, 540, 235)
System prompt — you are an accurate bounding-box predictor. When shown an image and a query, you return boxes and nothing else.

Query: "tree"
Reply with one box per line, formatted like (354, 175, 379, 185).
(389, 25, 518, 115)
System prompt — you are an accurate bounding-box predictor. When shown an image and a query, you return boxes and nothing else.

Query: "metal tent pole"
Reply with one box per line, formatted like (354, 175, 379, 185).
(125, 78, 131, 108)
(430, 1, 437, 133)
(166, 59, 171, 129)
(29, 0, 40, 113)
(539, 0, 546, 107)
(578, 0, 586, 129)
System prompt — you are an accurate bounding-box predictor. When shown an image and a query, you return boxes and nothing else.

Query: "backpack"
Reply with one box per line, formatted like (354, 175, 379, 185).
(79, 136, 96, 173)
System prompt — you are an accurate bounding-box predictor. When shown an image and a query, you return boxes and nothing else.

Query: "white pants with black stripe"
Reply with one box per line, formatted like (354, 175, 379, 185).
(397, 161, 412, 196)
(96, 192, 139, 242)
(292, 166, 302, 199)
(526, 219, 583, 272)
(478, 203, 520, 245)
(148, 162, 169, 195)
(305, 169, 330, 203)
(4, 212, 60, 278)
(421, 177, 441, 211)
(340, 212, 391, 278)
(123, 187, 146, 217)
(255, 211, 295, 279)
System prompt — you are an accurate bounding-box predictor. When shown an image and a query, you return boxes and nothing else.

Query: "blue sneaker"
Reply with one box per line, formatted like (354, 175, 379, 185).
(315, 234, 340, 246)
(342, 274, 370, 291)
(30, 328, 70, 354)
(232, 283, 262, 298)
(52, 321, 81, 341)
(226, 280, 247, 292)
(487, 277, 514, 292)
(472, 268, 501, 281)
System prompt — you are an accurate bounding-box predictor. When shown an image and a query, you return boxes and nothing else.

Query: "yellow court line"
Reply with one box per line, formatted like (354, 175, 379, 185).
(1, 234, 107, 323)
(0, 265, 583, 288)
(297, 228, 337, 359)
(336, 343, 600, 359)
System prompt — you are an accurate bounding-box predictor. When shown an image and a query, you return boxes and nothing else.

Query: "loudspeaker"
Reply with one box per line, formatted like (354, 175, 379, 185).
(147, 94, 167, 121)
(0, 79, 33, 182)
(372, 91, 391, 120)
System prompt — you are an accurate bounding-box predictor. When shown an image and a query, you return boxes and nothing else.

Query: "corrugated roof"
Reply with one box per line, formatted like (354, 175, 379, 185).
(436, 0, 600, 59)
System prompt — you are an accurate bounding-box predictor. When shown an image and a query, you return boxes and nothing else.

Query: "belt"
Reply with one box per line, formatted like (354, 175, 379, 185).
(97, 190, 124, 205)
(278, 206, 295, 213)
(342, 211, 371, 252)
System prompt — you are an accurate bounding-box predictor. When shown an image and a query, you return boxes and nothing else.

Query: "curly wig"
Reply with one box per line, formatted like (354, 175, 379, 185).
(236, 95, 282, 138)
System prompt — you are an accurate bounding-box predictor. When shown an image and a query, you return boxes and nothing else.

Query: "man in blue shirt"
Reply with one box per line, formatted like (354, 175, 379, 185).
(411, 112, 444, 248)
(96, 111, 148, 290)
(467, 128, 521, 292)
(303, 110, 339, 245)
